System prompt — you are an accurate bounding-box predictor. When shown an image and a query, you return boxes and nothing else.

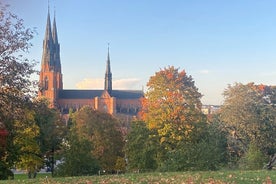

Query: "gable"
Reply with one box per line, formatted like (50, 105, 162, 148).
(101, 90, 111, 98)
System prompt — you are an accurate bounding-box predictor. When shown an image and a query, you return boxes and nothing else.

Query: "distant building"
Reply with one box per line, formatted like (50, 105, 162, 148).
(38, 9, 143, 116)
(201, 105, 220, 115)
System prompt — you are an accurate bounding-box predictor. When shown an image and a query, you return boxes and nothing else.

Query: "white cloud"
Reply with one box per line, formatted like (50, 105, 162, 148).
(113, 78, 141, 89)
(76, 78, 142, 90)
(76, 78, 103, 89)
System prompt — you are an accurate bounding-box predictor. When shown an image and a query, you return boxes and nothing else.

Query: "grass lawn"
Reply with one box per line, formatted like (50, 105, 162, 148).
(0, 170, 275, 184)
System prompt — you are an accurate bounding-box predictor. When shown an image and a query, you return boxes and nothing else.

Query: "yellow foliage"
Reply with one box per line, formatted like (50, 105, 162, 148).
(13, 108, 43, 171)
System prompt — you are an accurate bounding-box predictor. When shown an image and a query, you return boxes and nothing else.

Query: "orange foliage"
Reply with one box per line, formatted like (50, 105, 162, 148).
(258, 84, 266, 91)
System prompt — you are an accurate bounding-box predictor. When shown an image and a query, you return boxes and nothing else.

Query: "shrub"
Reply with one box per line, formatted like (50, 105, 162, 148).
(239, 143, 268, 170)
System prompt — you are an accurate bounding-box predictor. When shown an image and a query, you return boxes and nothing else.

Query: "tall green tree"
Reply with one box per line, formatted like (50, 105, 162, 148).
(0, 3, 36, 179)
(55, 127, 99, 177)
(125, 121, 158, 171)
(162, 121, 228, 171)
(220, 83, 276, 167)
(73, 106, 124, 172)
(33, 98, 67, 175)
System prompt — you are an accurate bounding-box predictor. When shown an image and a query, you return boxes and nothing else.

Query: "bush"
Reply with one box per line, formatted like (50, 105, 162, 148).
(239, 143, 268, 170)
(161, 122, 228, 171)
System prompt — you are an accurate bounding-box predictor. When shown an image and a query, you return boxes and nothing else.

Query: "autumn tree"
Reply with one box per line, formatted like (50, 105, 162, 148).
(140, 66, 218, 170)
(220, 83, 276, 168)
(14, 109, 43, 179)
(0, 3, 36, 119)
(0, 3, 36, 179)
(72, 106, 124, 172)
(141, 66, 205, 148)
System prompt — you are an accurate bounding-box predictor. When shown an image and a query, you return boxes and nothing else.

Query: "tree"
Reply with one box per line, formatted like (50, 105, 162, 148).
(238, 142, 267, 170)
(0, 3, 36, 119)
(140, 66, 206, 164)
(162, 121, 228, 171)
(220, 83, 276, 167)
(73, 106, 124, 172)
(55, 127, 99, 177)
(125, 121, 158, 171)
(138, 66, 227, 171)
(0, 122, 13, 180)
(0, 3, 36, 179)
(33, 98, 67, 176)
(14, 109, 43, 178)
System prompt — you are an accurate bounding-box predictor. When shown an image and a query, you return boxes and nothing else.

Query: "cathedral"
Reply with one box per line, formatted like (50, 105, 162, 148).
(38, 10, 143, 116)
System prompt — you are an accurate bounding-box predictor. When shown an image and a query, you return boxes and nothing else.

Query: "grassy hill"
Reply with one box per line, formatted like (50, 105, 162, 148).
(0, 170, 275, 184)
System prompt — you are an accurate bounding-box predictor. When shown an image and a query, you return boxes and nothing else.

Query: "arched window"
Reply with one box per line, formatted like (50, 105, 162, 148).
(103, 104, 107, 112)
(44, 77, 48, 90)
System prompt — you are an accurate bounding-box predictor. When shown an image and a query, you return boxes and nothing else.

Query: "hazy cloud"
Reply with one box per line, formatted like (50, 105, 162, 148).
(76, 78, 104, 89)
(76, 78, 142, 90)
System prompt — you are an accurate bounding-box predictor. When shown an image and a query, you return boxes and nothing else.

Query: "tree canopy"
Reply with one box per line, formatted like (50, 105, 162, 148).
(55, 127, 99, 177)
(0, 3, 36, 120)
(129, 66, 227, 171)
(0, 4, 68, 179)
(141, 66, 205, 149)
(220, 83, 276, 156)
(220, 83, 276, 169)
(125, 121, 157, 171)
(70, 106, 124, 172)
(0, 3, 38, 179)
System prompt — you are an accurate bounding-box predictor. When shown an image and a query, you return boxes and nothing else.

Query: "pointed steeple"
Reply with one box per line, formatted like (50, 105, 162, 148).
(41, 6, 53, 68)
(104, 44, 112, 93)
(52, 12, 61, 72)
(52, 11, 58, 44)
(44, 7, 53, 47)
(106, 45, 111, 74)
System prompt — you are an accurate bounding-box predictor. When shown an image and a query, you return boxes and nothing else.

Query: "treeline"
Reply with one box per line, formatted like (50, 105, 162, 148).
(125, 67, 276, 172)
(54, 67, 276, 176)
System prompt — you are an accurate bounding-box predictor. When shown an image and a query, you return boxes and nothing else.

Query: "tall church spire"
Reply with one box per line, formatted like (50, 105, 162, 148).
(41, 7, 53, 68)
(38, 6, 63, 107)
(45, 7, 53, 42)
(104, 44, 112, 93)
(52, 14, 58, 44)
(52, 13, 61, 72)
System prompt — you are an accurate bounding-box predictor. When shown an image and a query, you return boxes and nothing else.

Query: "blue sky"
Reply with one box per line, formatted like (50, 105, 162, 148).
(4, 0, 276, 105)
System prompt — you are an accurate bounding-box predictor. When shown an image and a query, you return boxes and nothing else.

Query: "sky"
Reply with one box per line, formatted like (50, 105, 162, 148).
(3, 0, 276, 105)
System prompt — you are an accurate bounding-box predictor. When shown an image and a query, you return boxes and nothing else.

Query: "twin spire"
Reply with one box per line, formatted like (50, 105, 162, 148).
(52, 14, 59, 44)
(44, 9, 52, 43)
(41, 7, 61, 72)
(44, 8, 59, 45)
(42, 6, 112, 93)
